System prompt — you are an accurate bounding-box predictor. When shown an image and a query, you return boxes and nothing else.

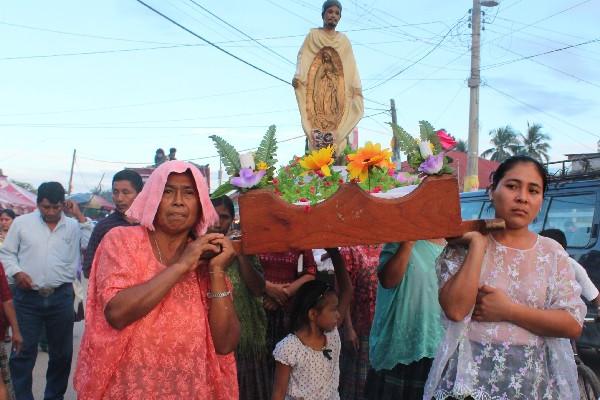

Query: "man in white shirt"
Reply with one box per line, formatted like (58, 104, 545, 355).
(0, 182, 92, 400)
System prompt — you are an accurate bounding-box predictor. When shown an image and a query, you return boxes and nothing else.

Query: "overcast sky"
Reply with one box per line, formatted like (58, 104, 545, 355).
(1, 0, 599, 193)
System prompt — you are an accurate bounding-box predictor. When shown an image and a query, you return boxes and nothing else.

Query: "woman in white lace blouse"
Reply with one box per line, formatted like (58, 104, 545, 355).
(424, 156, 586, 400)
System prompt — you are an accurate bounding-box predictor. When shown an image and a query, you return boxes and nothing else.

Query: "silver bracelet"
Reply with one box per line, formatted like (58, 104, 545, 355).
(207, 290, 231, 299)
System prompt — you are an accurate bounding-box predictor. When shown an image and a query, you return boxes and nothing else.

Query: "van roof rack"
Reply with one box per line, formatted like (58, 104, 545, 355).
(545, 154, 600, 181)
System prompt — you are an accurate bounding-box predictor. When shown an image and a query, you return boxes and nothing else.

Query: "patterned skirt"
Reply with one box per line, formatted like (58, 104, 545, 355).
(339, 335, 370, 400)
(0, 343, 15, 400)
(364, 357, 434, 400)
(235, 350, 272, 400)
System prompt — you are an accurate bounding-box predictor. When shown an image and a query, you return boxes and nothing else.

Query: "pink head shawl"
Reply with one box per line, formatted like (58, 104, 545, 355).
(126, 160, 218, 236)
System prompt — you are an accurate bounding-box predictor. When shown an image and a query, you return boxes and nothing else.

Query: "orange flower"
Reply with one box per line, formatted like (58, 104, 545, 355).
(346, 142, 395, 182)
(299, 146, 334, 177)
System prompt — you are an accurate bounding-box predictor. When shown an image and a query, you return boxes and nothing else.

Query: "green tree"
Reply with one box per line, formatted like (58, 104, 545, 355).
(481, 125, 521, 162)
(455, 139, 467, 152)
(519, 122, 551, 163)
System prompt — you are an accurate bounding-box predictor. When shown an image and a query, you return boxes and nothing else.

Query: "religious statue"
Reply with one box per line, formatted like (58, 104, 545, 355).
(293, 0, 364, 154)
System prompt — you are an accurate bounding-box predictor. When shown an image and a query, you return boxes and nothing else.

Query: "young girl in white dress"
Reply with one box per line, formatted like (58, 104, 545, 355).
(272, 248, 352, 400)
(424, 155, 587, 400)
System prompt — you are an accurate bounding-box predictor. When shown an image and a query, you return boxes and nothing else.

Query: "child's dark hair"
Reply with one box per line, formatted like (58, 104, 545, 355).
(289, 280, 335, 332)
(539, 228, 567, 249)
(488, 155, 548, 194)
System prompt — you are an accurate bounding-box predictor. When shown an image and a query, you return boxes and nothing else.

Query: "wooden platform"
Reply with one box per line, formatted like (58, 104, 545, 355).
(235, 174, 503, 254)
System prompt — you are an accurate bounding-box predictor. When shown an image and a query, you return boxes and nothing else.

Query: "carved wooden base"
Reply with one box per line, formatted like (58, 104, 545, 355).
(233, 175, 503, 254)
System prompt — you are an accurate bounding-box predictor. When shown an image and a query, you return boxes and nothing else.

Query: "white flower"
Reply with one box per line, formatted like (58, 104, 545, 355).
(418, 140, 433, 158)
(238, 152, 255, 170)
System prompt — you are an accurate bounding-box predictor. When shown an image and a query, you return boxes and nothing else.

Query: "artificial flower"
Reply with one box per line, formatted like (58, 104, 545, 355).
(436, 129, 457, 150)
(230, 168, 266, 188)
(299, 146, 334, 177)
(418, 140, 434, 159)
(395, 171, 417, 184)
(239, 152, 255, 170)
(418, 153, 445, 175)
(346, 142, 395, 182)
(256, 161, 268, 170)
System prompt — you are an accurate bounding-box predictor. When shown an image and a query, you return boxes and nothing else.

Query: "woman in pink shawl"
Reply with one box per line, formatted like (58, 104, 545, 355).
(74, 161, 240, 400)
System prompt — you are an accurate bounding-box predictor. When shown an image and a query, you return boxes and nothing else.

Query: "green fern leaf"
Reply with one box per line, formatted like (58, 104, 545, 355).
(255, 125, 278, 166)
(419, 120, 435, 141)
(210, 182, 236, 199)
(209, 135, 240, 176)
(389, 123, 418, 154)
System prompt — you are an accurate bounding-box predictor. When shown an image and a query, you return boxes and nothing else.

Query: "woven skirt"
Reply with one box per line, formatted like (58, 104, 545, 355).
(364, 357, 433, 400)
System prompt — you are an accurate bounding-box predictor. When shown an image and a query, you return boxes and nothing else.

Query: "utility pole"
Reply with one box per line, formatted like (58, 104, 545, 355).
(390, 98, 401, 168)
(67, 149, 76, 196)
(465, 0, 498, 191)
(465, 0, 482, 192)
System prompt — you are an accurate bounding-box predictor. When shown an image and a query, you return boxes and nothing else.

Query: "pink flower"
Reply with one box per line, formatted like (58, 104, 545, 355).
(418, 154, 444, 175)
(436, 129, 457, 150)
(229, 168, 266, 188)
(395, 172, 413, 184)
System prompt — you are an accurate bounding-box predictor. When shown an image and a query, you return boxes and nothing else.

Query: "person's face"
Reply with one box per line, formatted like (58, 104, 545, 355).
(491, 162, 544, 230)
(208, 204, 233, 235)
(314, 293, 340, 332)
(322, 6, 341, 29)
(38, 199, 63, 224)
(0, 214, 13, 232)
(154, 172, 200, 234)
(112, 180, 139, 214)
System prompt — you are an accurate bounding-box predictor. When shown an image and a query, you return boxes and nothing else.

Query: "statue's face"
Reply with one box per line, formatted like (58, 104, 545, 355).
(322, 6, 340, 29)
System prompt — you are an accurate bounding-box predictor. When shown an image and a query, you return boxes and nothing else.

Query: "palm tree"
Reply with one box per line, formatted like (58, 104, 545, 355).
(481, 125, 521, 162)
(520, 122, 551, 163)
(455, 139, 467, 152)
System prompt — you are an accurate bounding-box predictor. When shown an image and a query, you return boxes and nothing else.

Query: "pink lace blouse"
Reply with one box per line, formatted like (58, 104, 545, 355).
(74, 226, 237, 400)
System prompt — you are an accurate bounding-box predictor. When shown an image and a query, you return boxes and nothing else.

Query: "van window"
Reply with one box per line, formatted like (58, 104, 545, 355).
(543, 194, 596, 248)
(461, 201, 483, 220)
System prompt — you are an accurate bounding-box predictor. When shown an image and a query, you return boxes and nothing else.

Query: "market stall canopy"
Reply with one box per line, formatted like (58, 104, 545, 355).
(69, 193, 115, 210)
(0, 172, 36, 214)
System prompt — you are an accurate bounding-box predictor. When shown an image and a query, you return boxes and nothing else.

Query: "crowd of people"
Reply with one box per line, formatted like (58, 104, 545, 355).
(0, 154, 596, 400)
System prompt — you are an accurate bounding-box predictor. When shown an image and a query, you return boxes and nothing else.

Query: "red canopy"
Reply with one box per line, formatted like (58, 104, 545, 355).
(0, 174, 36, 214)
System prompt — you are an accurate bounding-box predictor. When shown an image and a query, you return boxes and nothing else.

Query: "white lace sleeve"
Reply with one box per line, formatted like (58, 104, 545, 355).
(548, 251, 587, 326)
(436, 244, 468, 288)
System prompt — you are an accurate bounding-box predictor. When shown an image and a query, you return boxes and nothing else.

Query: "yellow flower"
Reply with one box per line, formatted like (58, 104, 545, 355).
(346, 142, 395, 182)
(299, 146, 334, 177)
(256, 161, 268, 171)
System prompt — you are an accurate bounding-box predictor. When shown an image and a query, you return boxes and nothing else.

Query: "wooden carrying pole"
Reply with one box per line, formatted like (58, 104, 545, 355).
(232, 175, 503, 254)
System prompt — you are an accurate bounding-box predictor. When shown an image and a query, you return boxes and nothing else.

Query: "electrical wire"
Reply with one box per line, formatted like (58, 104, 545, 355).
(490, 43, 600, 89)
(364, 15, 467, 91)
(186, 0, 295, 65)
(484, 83, 599, 139)
(135, 0, 290, 85)
(482, 37, 600, 70)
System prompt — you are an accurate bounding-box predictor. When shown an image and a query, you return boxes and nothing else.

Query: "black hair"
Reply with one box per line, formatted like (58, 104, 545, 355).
(37, 182, 65, 204)
(0, 209, 16, 220)
(156, 148, 165, 155)
(322, 0, 342, 17)
(113, 169, 144, 193)
(539, 228, 567, 249)
(169, 148, 176, 153)
(488, 155, 548, 194)
(289, 280, 336, 332)
(211, 195, 234, 218)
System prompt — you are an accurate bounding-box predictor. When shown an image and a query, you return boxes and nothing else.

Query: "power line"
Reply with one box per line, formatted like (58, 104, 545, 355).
(364, 15, 467, 91)
(186, 0, 295, 65)
(0, 85, 284, 117)
(490, 43, 600, 89)
(483, 0, 595, 46)
(482, 37, 600, 70)
(485, 82, 599, 139)
(135, 0, 290, 85)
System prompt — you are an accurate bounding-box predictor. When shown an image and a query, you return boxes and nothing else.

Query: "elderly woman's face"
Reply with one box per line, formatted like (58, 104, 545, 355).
(154, 172, 201, 234)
